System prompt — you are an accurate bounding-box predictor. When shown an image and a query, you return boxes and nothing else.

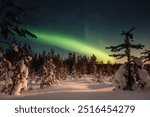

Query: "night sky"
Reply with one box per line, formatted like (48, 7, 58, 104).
(2, 0, 150, 63)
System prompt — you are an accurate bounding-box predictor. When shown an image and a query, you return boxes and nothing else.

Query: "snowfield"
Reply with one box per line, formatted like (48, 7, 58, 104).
(0, 76, 150, 100)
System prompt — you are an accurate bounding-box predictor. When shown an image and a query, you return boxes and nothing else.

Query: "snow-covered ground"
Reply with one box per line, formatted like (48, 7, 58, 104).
(0, 76, 150, 100)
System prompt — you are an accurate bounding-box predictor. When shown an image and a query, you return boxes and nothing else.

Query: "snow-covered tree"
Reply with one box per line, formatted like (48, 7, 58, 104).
(96, 68, 104, 83)
(40, 58, 59, 88)
(133, 57, 150, 89)
(141, 49, 150, 62)
(0, 47, 11, 82)
(71, 64, 78, 81)
(106, 27, 144, 90)
(76, 55, 87, 78)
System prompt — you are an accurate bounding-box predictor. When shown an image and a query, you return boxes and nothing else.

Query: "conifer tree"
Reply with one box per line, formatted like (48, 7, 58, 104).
(90, 54, 97, 81)
(106, 27, 144, 90)
(0, 0, 37, 40)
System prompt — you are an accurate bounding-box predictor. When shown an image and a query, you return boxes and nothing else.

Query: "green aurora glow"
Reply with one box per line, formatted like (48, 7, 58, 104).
(33, 31, 115, 63)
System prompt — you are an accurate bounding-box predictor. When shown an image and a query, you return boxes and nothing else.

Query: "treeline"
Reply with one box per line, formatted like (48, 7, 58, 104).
(2, 42, 150, 76)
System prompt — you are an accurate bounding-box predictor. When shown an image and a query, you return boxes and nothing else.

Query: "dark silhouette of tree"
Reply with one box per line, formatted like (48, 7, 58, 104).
(88, 54, 97, 80)
(50, 49, 54, 58)
(66, 53, 76, 74)
(106, 27, 144, 90)
(89, 54, 97, 74)
(0, 0, 37, 40)
(106, 60, 112, 76)
(23, 43, 28, 52)
(76, 55, 88, 75)
(42, 50, 46, 58)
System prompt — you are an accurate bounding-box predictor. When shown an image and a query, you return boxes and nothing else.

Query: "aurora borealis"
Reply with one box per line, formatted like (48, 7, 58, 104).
(32, 31, 114, 62)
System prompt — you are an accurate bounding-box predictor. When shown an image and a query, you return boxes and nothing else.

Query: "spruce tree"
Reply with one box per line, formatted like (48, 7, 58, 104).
(106, 27, 144, 90)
